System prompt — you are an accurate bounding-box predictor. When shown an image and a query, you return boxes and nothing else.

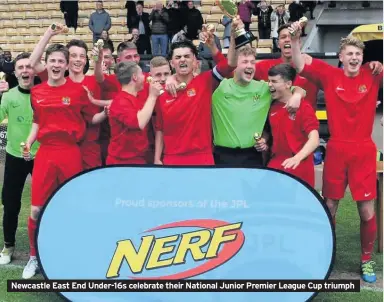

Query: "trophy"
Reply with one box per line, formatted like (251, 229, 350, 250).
(254, 132, 262, 142)
(200, 24, 216, 43)
(93, 39, 104, 62)
(289, 17, 308, 36)
(51, 23, 69, 34)
(146, 76, 165, 95)
(0, 72, 5, 81)
(147, 77, 186, 94)
(216, 0, 257, 49)
(20, 142, 32, 161)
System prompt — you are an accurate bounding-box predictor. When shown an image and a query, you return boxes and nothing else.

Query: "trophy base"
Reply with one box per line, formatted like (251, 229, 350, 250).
(234, 30, 257, 49)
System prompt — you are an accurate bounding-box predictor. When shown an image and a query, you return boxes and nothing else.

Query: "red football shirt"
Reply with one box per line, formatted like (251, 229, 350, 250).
(255, 58, 320, 110)
(72, 75, 101, 142)
(31, 80, 94, 145)
(108, 91, 148, 161)
(301, 60, 382, 141)
(155, 55, 235, 156)
(100, 72, 149, 140)
(269, 100, 319, 157)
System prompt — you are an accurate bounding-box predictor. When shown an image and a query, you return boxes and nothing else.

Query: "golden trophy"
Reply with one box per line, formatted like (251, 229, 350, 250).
(216, 0, 257, 49)
(289, 17, 308, 36)
(147, 77, 186, 94)
(51, 23, 69, 34)
(200, 24, 216, 43)
(254, 132, 262, 142)
(146, 76, 165, 95)
(0, 72, 6, 81)
(93, 39, 104, 62)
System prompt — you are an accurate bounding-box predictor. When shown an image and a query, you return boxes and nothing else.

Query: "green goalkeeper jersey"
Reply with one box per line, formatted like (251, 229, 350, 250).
(212, 78, 273, 149)
(0, 86, 39, 158)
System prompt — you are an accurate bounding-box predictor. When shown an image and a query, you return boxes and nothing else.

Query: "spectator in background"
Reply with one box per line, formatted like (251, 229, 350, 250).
(131, 3, 151, 55)
(166, 0, 183, 43)
(128, 28, 150, 55)
(254, 0, 273, 39)
(222, 16, 232, 49)
(125, 0, 143, 33)
(288, 0, 306, 36)
(149, 2, 170, 57)
(238, 0, 255, 31)
(198, 28, 222, 71)
(184, 1, 203, 41)
(0, 52, 17, 90)
(101, 44, 115, 74)
(60, 0, 79, 32)
(302, 1, 316, 20)
(89, 1, 112, 43)
(101, 30, 114, 53)
(0, 48, 4, 64)
(271, 5, 290, 52)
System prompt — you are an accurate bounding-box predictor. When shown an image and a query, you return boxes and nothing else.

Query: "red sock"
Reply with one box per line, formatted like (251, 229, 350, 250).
(360, 215, 377, 262)
(28, 217, 37, 257)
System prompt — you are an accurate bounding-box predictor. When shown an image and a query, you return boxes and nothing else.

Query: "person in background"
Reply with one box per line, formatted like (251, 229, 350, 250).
(125, 0, 144, 32)
(101, 30, 114, 54)
(254, 0, 273, 39)
(238, 0, 255, 31)
(0, 51, 17, 90)
(131, 2, 151, 55)
(302, 1, 316, 20)
(101, 44, 115, 75)
(222, 15, 232, 49)
(166, 0, 183, 43)
(288, 0, 306, 36)
(150, 1, 170, 57)
(89, 0, 112, 43)
(183, 1, 203, 41)
(128, 28, 149, 55)
(60, 0, 79, 32)
(271, 5, 290, 52)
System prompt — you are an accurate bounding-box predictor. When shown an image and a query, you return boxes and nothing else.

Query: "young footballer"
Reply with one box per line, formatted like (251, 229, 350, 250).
(212, 23, 306, 166)
(22, 44, 95, 279)
(291, 21, 383, 283)
(155, 27, 236, 165)
(0, 53, 39, 265)
(107, 62, 163, 164)
(30, 24, 103, 170)
(266, 64, 319, 187)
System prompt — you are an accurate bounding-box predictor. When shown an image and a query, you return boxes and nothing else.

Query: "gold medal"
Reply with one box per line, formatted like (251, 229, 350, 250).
(254, 132, 261, 141)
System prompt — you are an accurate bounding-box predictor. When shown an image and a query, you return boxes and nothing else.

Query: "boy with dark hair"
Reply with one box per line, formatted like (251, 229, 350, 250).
(22, 44, 96, 279)
(266, 63, 319, 187)
(0, 53, 39, 266)
(30, 24, 105, 169)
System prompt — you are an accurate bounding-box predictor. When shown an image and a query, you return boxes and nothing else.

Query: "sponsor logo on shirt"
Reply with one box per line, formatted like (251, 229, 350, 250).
(336, 87, 345, 91)
(165, 99, 175, 104)
(187, 88, 196, 97)
(358, 84, 367, 93)
(36, 99, 44, 103)
(11, 103, 20, 108)
(270, 112, 277, 117)
(62, 97, 71, 105)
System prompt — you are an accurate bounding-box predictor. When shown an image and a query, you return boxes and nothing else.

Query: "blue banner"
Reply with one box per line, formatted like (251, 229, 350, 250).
(37, 166, 334, 302)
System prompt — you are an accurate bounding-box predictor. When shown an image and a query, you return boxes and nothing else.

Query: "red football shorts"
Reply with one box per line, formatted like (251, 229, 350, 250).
(31, 143, 83, 207)
(79, 140, 101, 170)
(268, 155, 315, 188)
(106, 155, 146, 165)
(322, 139, 377, 201)
(163, 153, 214, 165)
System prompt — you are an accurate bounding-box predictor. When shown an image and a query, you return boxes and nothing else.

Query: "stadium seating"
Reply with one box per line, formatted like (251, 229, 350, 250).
(0, 0, 294, 69)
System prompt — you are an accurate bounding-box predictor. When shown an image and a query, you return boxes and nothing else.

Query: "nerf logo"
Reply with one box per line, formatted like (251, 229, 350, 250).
(106, 219, 245, 279)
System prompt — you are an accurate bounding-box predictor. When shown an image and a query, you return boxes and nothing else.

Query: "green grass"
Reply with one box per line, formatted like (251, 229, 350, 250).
(0, 184, 382, 301)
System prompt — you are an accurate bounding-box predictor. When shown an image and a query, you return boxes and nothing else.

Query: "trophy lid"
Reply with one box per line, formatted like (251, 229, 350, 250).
(216, 0, 238, 18)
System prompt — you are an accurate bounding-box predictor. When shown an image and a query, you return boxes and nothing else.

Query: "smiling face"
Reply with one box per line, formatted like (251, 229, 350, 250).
(170, 47, 195, 76)
(339, 45, 363, 77)
(46, 51, 68, 82)
(234, 47, 256, 85)
(15, 58, 35, 89)
(68, 45, 87, 75)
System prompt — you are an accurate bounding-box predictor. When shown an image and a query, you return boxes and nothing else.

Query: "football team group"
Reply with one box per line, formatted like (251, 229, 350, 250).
(0, 17, 382, 284)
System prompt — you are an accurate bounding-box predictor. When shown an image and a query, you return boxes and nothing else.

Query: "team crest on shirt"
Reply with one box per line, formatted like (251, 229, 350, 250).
(187, 88, 196, 97)
(358, 84, 367, 93)
(62, 97, 71, 105)
(253, 94, 260, 103)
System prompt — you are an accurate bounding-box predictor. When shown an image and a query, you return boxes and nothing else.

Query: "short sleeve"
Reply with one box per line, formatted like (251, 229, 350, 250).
(30, 90, 40, 124)
(0, 92, 9, 122)
(301, 58, 337, 89)
(300, 102, 319, 135)
(109, 95, 140, 130)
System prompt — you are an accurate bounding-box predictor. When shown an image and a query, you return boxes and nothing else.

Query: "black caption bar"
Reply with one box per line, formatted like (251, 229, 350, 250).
(7, 280, 360, 293)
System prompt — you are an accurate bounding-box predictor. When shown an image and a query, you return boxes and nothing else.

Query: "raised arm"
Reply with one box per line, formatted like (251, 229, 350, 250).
(30, 24, 67, 74)
(289, 22, 306, 73)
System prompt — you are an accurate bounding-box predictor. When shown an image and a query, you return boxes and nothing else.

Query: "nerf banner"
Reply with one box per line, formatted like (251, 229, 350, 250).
(37, 166, 334, 302)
